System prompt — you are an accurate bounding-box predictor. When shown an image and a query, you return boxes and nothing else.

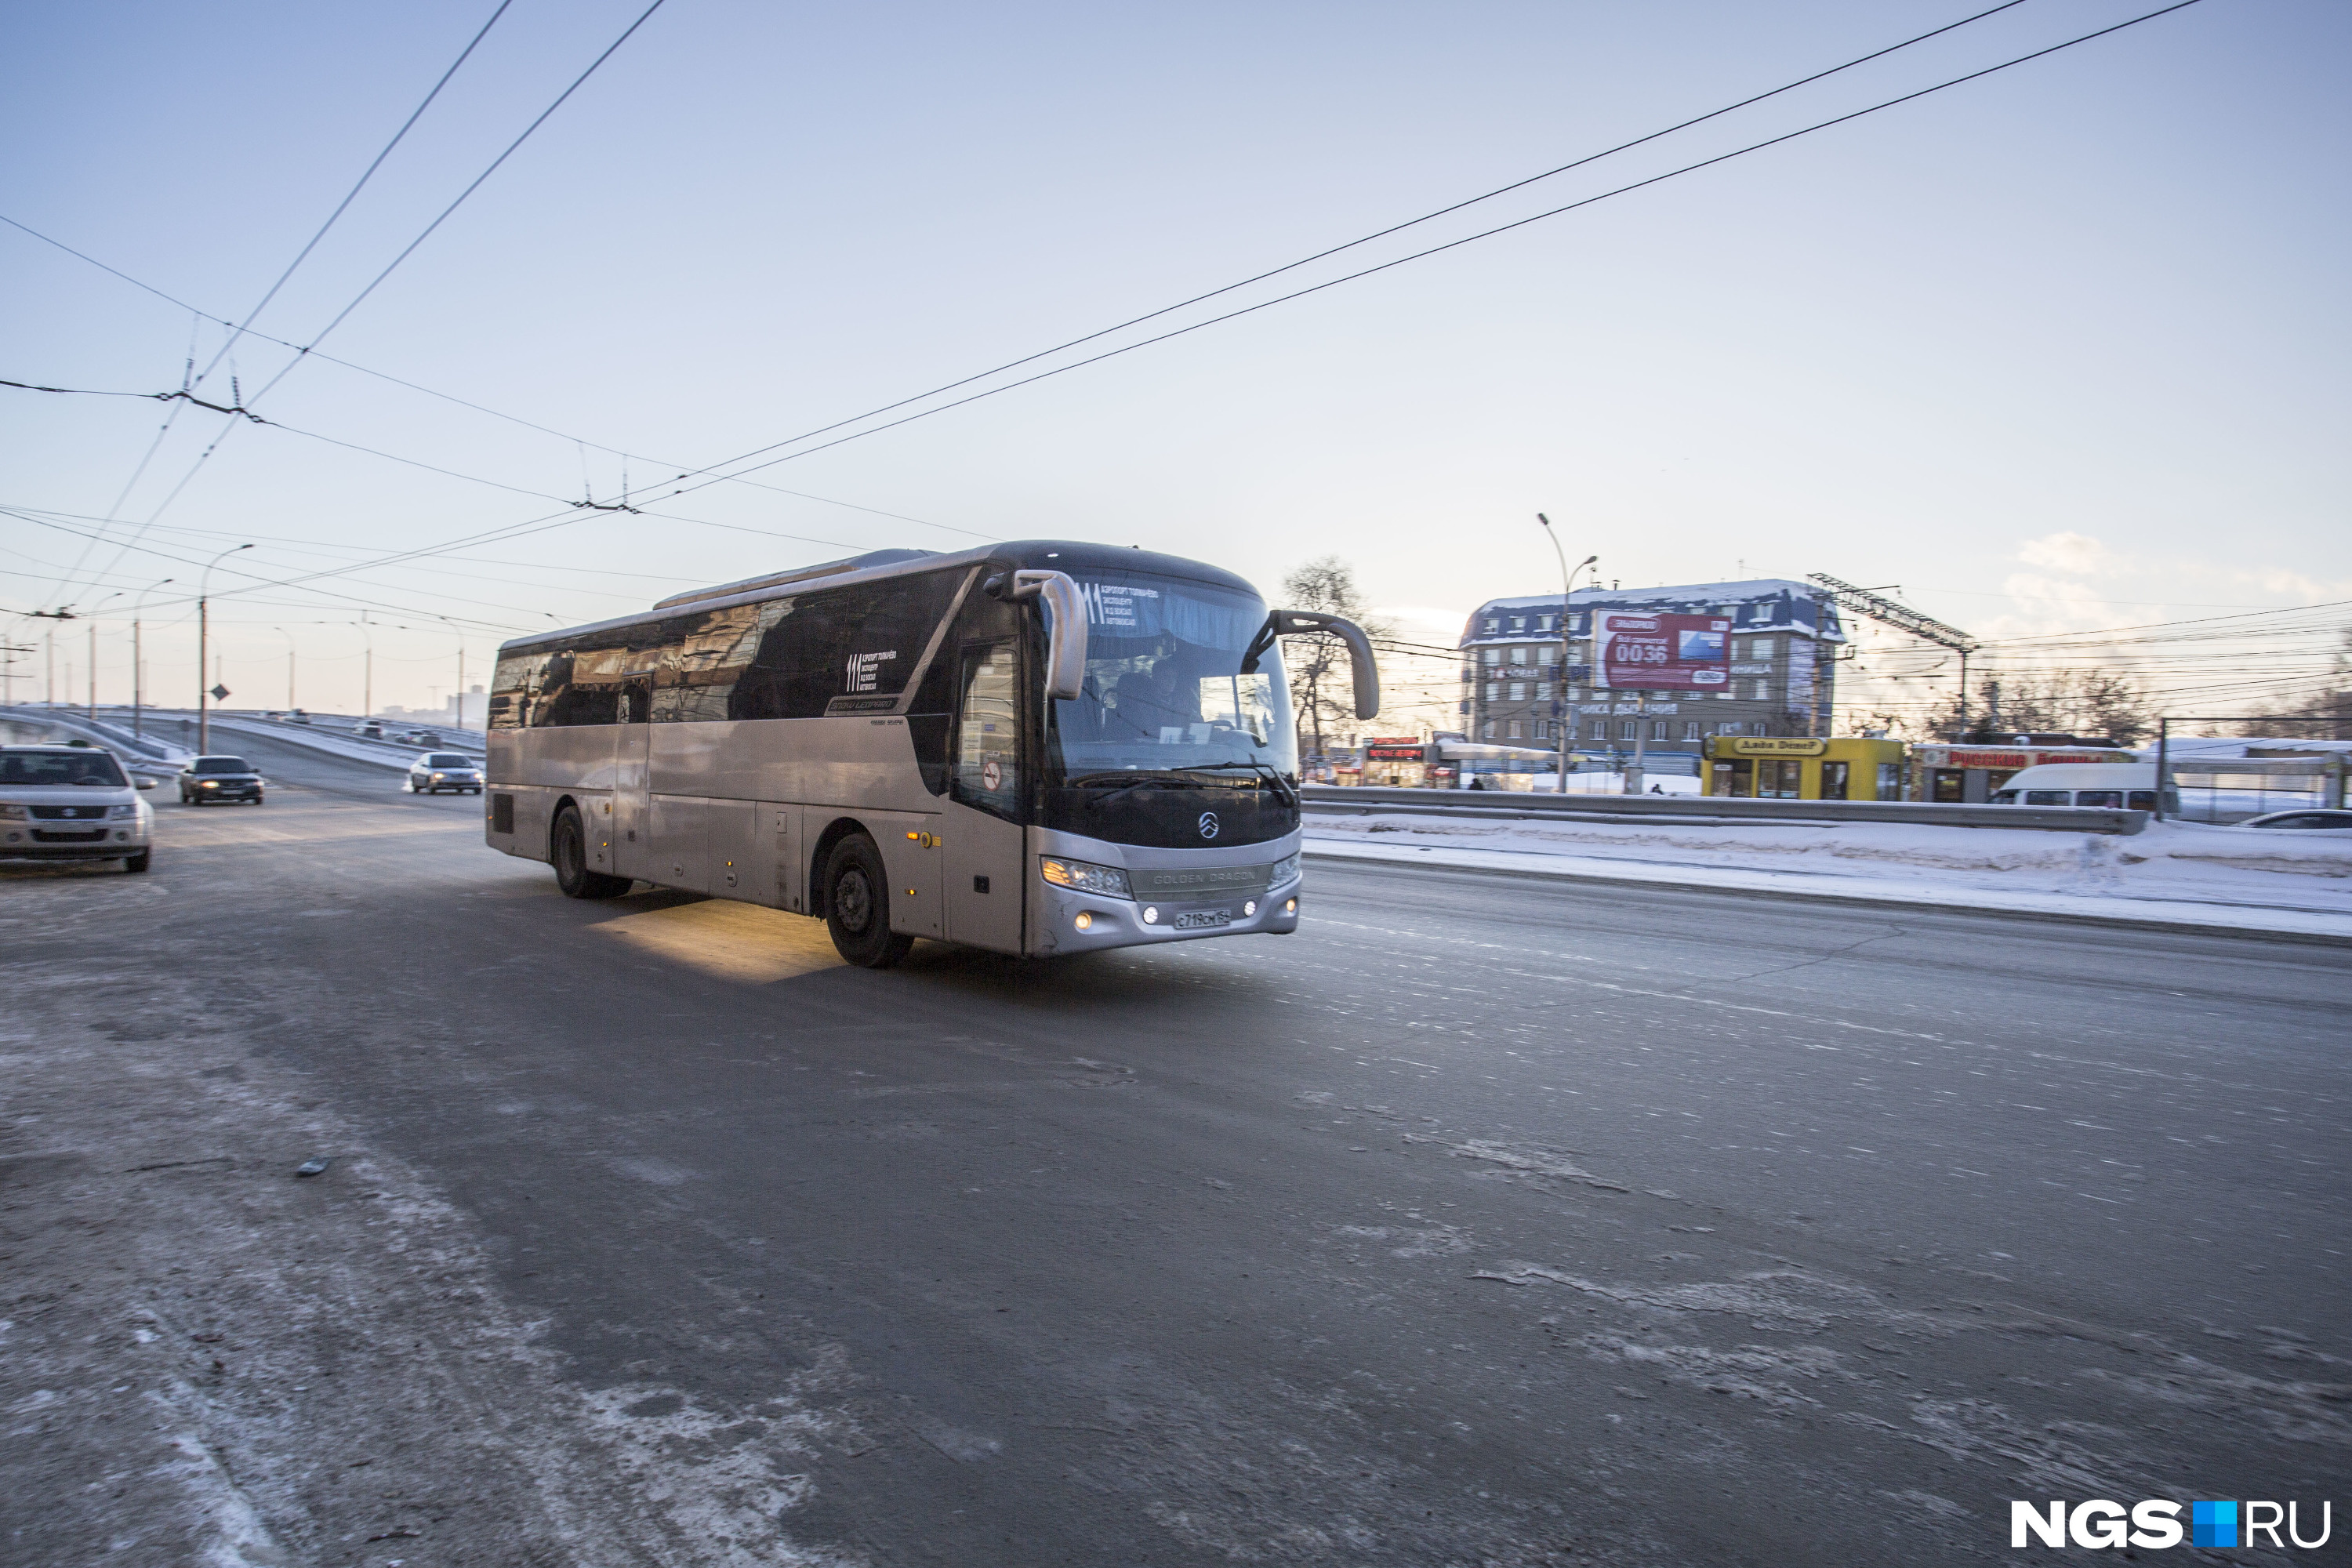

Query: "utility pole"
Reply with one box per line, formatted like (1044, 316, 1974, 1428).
(132, 578, 172, 739)
(1806, 572, 1977, 738)
(1535, 515, 1597, 797)
(198, 543, 253, 752)
(88, 621, 96, 719)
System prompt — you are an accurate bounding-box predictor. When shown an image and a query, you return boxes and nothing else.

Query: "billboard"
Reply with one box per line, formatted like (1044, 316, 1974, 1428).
(1594, 612, 1730, 691)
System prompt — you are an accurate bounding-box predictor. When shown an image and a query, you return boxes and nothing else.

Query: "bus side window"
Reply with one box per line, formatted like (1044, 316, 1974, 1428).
(953, 642, 1022, 819)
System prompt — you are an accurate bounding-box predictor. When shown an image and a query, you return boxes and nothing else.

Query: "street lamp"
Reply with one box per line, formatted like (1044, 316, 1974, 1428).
(1535, 514, 1598, 797)
(132, 577, 174, 738)
(198, 543, 253, 751)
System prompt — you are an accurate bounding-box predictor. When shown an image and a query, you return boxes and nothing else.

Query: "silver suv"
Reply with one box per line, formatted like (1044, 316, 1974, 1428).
(0, 745, 155, 873)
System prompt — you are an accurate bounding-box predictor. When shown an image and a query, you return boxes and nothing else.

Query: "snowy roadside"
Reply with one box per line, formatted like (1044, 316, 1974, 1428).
(1304, 812, 2352, 941)
(203, 716, 432, 771)
(0, 959, 866, 1567)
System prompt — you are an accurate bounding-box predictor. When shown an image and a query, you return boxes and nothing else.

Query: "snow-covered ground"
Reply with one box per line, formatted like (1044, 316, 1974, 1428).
(1305, 810, 2352, 939)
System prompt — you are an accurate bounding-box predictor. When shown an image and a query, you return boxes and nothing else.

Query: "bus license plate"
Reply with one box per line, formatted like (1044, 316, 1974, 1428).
(1172, 909, 1232, 931)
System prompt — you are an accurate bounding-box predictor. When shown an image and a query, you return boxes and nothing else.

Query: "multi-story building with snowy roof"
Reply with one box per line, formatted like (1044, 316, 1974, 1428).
(1457, 579, 1844, 771)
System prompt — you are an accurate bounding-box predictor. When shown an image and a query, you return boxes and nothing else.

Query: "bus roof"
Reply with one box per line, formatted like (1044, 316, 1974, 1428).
(499, 540, 1265, 657)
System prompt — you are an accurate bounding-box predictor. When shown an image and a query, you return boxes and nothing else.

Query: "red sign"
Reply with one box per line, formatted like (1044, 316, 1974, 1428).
(1937, 750, 2119, 768)
(1365, 744, 1424, 761)
(1595, 612, 1730, 691)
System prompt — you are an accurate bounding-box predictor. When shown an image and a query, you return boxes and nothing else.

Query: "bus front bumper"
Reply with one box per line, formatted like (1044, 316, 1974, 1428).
(1033, 877, 1301, 955)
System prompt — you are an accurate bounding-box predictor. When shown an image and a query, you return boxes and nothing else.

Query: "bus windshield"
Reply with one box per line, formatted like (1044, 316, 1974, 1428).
(1047, 572, 1298, 780)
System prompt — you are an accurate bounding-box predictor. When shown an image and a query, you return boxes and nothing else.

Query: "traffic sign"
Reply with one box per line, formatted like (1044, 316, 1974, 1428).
(209, 684, 230, 701)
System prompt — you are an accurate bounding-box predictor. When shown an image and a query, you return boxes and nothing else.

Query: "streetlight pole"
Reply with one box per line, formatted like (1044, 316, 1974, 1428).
(432, 614, 467, 732)
(198, 543, 253, 752)
(1535, 515, 1596, 797)
(274, 626, 297, 711)
(132, 578, 173, 739)
(351, 615, 376, 724)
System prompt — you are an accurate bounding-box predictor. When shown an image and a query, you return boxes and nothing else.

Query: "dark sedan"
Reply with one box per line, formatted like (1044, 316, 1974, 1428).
(179, 755, 266, 805)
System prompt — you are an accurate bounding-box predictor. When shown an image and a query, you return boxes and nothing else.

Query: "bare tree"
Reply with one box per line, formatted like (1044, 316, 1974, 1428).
(1278, 556, 1392, 760)
(1945, 668, 2153, 746)
(2246, 630, 2352, 740)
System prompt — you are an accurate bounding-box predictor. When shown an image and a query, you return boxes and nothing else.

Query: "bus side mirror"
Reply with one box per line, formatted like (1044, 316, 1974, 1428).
(1252, 611, 1380, 720)
(1005, 569, 1088, 701)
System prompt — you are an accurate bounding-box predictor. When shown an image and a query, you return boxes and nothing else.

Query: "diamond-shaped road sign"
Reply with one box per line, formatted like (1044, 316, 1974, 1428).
(209, 684, 230, 701)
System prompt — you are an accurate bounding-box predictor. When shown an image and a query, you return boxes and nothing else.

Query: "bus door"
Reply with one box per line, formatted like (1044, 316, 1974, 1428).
(941, 640, 1025, 955)
(611, 669, 655, 882)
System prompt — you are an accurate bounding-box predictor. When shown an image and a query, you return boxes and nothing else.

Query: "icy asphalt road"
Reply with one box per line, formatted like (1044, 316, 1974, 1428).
(4, 731, 2346, 1567)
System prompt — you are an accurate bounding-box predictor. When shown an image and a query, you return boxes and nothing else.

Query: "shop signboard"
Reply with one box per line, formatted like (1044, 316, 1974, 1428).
(1594, 612, 1730, 690)
(1364, 739, 1425, 761)
(1720, 737, 1827, 757)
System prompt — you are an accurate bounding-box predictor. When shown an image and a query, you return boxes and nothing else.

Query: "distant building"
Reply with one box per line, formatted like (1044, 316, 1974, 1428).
(1457, 579, 1844, 771)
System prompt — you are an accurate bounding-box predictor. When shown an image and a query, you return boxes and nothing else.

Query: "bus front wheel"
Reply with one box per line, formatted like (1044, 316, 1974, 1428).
(825, 835, 914, 969)
(552, 805, 631, 900)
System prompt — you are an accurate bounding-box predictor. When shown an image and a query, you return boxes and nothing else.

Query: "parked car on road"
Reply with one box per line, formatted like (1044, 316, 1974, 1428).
(179, 756, 266, 805)
(0, 744, 154, 872)
(2235, 808, 2352, 833)
(408, 752, 483, 795)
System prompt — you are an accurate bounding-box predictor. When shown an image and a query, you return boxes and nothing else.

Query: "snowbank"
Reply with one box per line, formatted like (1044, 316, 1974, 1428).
(1304, 811, 2352, 938)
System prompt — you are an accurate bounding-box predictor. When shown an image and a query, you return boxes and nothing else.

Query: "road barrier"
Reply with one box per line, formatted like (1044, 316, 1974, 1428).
(1301, 784, 2150, 835)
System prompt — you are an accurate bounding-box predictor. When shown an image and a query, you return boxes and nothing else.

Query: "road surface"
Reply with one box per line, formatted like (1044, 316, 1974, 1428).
(5, 730, 2345, 1566)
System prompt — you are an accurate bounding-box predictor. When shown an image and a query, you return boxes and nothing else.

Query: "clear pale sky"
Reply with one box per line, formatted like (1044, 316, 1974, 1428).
(2, 0, 2343, 717)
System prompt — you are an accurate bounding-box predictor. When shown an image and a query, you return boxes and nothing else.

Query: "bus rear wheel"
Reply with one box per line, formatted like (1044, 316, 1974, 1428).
(825, 834, 913, 969)
(552, 804, 630, 900)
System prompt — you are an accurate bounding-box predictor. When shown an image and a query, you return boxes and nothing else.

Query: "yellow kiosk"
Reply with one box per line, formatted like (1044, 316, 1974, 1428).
(1704, 737, 1907, 800)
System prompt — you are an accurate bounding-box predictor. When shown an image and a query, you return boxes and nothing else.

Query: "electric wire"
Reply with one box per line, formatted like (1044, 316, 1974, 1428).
(0, 216, 991, 541)
(162, 0, 2214, 617)
(608, 0, 2042, 498)
(658, 0, 2212, 503)
(60, 0, 673, 610)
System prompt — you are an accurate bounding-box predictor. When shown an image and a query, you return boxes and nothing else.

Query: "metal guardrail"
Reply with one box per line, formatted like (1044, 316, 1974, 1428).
(1301, 784, 2150, 835)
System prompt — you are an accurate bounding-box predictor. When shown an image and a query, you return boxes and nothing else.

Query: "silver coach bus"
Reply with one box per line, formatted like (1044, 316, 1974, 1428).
(484, 542, 1377, 967)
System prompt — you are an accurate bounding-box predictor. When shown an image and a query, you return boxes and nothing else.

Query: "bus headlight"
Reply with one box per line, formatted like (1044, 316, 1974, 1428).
(1269, 850, 1301, 887)
(1040, 856, 1131, 898)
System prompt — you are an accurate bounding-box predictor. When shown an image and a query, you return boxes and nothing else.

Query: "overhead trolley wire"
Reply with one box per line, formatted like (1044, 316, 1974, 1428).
(37, 1, 516, 612)
(632, 0, 2038, 499)
(0, 216, 991, 542)
(657, 0, 2210, 503)
(59, 0, 673, 611)
(25, 0, 2209, 622)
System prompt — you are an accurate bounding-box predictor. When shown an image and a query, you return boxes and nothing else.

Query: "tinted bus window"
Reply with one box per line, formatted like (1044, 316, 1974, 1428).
(731, 570, 964, 720)
(654, 601, 785, 723)
(488, 652, 545, 730)
(532, 623, 675, 727)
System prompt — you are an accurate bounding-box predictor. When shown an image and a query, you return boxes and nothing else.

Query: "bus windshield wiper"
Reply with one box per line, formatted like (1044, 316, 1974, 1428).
(1182, 760, 1298, 808)
(1067, 771, 1207, 789)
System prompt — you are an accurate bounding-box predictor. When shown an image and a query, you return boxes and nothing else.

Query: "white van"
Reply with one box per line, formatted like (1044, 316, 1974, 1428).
(1987, 763, 2172, 813)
